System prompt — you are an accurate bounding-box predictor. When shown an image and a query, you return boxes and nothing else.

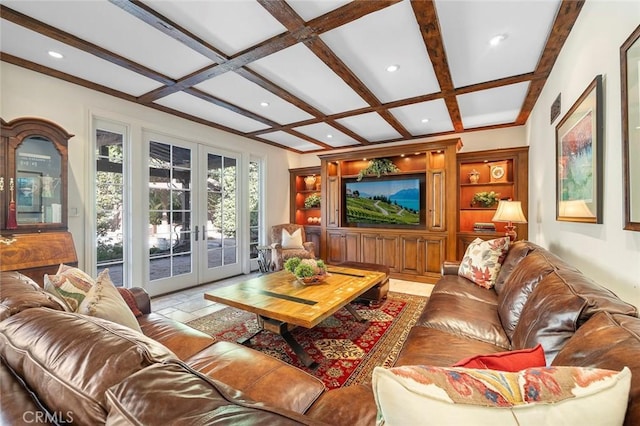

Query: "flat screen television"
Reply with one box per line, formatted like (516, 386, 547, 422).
(344, 175, 425, 228)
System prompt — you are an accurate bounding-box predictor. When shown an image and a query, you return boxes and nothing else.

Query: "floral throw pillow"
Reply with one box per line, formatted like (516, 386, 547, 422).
(44, 264, 95, 311)
(458, 237, 510, 289)
(372, 365, 631, 426)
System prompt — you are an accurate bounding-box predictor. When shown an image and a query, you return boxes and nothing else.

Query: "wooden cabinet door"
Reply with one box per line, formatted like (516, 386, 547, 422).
(344, 232, 360, 263)
(305, 226, 321, 257)
(326, 230, 346, 264)
(428, 169, 445, 231)
(399, 235, 422, 275)
(360, 233, 378, 264)
(378, 234, 399, 272)
(421, 235, 447, 276)
(326, 176, 340, 228)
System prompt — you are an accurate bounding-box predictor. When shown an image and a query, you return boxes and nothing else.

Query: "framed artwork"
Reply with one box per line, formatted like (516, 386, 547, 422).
(16, 171, 42, 213)
(621, 25, 640, 231)
(556, 75, 603, 223)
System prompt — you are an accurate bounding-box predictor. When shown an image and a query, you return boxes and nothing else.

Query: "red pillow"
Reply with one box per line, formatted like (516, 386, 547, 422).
(453, 344, 545, 372)
(116, 287, 144, 318)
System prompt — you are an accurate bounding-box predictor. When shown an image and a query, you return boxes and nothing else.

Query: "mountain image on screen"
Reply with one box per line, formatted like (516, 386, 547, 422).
(345, 178, 420, 225)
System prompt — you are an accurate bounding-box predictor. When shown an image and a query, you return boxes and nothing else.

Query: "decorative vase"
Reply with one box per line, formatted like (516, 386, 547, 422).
(469, 169, 480, 184)
(304, 175, 316, 190)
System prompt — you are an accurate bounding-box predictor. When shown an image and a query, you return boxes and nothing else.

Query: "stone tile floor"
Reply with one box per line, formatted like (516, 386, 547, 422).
(151, 273, 433, 324)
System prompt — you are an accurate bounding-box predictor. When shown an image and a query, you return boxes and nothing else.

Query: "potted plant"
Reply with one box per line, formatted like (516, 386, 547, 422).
(304, 193, 321, 208)
(284, 257, 328, 285)
(356, 158, 400, 181)
(471, 191, 501, 208)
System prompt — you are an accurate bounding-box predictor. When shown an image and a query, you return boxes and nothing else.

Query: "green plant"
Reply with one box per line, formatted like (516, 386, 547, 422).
(294, 263, 316, 278)
(356, 158, 400, 181)
(284, 257, 302, 273)
(304, 193, 321, 208)
(471, 191, 501, 207)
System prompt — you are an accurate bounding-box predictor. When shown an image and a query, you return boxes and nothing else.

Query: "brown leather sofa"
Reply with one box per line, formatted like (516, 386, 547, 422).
(2, 240, 640, 425)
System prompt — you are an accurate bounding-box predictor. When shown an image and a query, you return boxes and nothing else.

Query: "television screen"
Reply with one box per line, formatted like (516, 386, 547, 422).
(345, 177, 422, 226)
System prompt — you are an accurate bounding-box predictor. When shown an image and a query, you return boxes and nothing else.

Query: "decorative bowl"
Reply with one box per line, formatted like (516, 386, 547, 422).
(297, 274, 328, 286)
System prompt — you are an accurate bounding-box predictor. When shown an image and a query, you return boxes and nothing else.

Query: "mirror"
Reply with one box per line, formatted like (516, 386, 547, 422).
(622, 25, 640, 231)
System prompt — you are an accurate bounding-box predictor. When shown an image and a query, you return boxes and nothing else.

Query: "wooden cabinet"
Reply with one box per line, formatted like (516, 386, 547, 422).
(0, 117, 77, 285)
(305, 225, 321, 257)
(360, 232, 399, 272)
(457, 147, 529, 259)
(289, 166, 321, 253)
(318, 139, 460, 283)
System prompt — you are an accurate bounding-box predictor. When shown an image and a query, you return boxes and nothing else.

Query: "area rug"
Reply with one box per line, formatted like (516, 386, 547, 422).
(186, 292, 427, 390)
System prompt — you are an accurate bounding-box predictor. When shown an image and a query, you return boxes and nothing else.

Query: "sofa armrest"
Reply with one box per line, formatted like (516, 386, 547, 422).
(441, 261, 461, 276)
(129, 287, 151, 315)
(303, 241, 316, 254)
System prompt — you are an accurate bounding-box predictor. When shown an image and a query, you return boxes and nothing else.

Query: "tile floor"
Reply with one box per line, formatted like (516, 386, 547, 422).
(151, 273, 433, 324)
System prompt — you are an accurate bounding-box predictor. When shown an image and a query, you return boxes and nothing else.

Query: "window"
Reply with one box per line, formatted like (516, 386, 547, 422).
(249, 159, 262, 263)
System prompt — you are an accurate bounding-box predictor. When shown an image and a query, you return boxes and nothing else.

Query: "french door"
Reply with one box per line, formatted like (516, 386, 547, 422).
(146, 134, 241, 295)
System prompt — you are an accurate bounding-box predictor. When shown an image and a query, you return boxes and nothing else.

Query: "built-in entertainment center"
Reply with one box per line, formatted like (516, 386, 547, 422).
(290, 141, 529, 284)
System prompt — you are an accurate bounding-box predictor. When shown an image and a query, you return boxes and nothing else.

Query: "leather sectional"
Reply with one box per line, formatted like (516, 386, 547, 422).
(1, 240, 639, 425)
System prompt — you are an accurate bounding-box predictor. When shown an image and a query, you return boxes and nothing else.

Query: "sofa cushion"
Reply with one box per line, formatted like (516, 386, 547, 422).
(77, 269, 142, 332)
(453, 344, 546, 371)
(105, 361, 322, 425)
(43, 264, 95, 311)
(497, 251, 559, 341)
(553, 312, 640, 426)
(416, 291, 510, 349)
(186, 341, 325, 414)
(396, 323, 506, 367)
(282, 228, 304, 249)
(511, 270, 638, 364)
(138, 312, 216, 360)
(372, 365, 631, 426)
(307, 384, 377, 426)
(0, 308, 175, 425)
(458, 237, 510, 289)
(493, 240, 535, 294)
(116, 287, 143, 317)
(430, 274, 499, 306)
(0, 271, 66, 321)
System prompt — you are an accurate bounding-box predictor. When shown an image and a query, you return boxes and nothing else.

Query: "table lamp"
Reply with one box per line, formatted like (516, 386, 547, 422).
(492, 200, 527, 241)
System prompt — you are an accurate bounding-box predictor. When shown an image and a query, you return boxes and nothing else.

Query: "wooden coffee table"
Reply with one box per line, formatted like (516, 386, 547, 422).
(203, 265, 388, 368)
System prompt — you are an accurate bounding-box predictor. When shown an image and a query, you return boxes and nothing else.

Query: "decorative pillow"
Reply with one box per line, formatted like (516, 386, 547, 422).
(458, 237, 510, 289)
(281, 228, 304, 249)
(78, 269, 143, 333)
(43, 264, 95, 311)
(116, 287, 144, 317)
(453, 344, 546, 372)
(372, 365, 631, 426)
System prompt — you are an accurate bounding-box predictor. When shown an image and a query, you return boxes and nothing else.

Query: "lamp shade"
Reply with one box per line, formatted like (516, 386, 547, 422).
(492, 200, 527, 223)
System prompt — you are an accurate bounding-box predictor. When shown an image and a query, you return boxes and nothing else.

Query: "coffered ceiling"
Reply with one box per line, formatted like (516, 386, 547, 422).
(0, 0, 584, 153)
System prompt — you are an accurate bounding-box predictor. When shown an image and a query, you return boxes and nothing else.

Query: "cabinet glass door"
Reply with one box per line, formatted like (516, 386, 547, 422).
(15, 136, 62, 225)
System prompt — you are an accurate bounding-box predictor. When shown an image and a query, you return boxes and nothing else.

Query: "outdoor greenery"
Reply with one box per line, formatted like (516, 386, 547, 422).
(356, 158, 400, 181)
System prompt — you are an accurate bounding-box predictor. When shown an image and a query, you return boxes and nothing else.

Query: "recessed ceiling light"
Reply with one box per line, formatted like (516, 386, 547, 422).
(48, 50, 64, 59)
(400, 154, 405, 157)
(386, 64, 400, 73)
(327, 134, 333, 139)
(489, 34, 507, 47)
(421, 118, 430, 123)
(260, 101, 269, 107)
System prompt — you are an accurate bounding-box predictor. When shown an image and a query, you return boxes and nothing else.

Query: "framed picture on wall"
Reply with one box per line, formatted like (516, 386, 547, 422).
(16, 171, 42, 213)
(555, 75, 603, 223)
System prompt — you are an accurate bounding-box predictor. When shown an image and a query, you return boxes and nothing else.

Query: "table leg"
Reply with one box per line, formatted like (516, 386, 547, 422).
(281, 330, 318, 369)
(345, 304, 367, 322)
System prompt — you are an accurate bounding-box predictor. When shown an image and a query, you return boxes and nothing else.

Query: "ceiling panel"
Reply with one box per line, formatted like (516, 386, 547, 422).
(321, 1, 439, 103)
(154, 92, 270, 133)
(336, 113, 402, 142)
(0, 20, 163, 96)
(457, 82, 530, 128)
(293, 123, 360, 148)
(194, 72, 314, 125)
(0, 1, 583, 152)
(436, 0, 561, 88)
(247, 43, 369, 115)
(286, 0, 352, 22)
(258, 131, 323, 152)
(390, 99, 454, 136)
(1, 0, 214, 79)
(150, 1, 287, 56)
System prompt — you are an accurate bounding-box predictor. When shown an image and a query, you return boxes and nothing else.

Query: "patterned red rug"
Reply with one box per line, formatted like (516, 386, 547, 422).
(186, 292, 427, 390)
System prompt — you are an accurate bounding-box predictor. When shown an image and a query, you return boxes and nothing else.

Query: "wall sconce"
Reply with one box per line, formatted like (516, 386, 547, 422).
(492, 200, 527, 241)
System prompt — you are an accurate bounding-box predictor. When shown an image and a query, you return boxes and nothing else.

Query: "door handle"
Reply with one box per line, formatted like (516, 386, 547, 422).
(202, 225, 206, 240)
(194, 225, 199, 241)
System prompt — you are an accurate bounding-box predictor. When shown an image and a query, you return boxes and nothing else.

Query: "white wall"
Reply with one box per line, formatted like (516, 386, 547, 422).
(0, 62, 294, 271)
(527, 0, 640, 307)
